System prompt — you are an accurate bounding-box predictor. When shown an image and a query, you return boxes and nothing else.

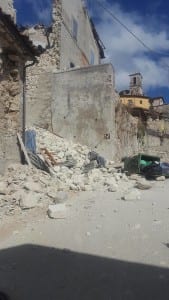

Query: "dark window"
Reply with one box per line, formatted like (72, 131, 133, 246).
(140, 100, 143, 104)
(70, 62, 75, 68)
(133, 77, 136, 85)
(72, 18, 78, 40)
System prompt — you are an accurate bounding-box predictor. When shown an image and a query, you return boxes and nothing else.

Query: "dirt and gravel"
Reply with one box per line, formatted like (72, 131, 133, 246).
(0, 179, 169, 300)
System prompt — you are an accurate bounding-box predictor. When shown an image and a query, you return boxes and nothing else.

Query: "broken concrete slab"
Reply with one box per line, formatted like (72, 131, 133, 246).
(156, 176, 166, 181)
(122, 189, 141, 201)
(47, 203, 66, 219)
(135, 179, 152, 190)
(20, 192, 41, 209)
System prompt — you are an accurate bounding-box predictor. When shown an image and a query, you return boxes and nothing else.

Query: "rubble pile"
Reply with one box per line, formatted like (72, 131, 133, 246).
(0, 128, 144, 218)
(36, 128, 136, 193)
(0, 164, 51, 218)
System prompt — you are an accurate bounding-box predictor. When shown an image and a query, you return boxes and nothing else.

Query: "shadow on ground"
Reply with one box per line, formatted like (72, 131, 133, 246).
(0, 244, 169, 299)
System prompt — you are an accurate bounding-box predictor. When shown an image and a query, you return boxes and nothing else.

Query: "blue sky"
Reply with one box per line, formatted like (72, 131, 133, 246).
(14, 0, 52, 25)
(14, 0, 169, 102)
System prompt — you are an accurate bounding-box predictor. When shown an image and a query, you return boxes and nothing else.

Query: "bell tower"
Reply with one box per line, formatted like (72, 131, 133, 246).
(129, 73, 143, 96)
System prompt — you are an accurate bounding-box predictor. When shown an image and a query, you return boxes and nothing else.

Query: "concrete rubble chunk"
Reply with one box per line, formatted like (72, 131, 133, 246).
(24, 181, 42, 193)
(129, 174, 142, 181)
(0, 182, 8, 195)
(47, 203, 66, 219)
(135, 179, 152, 190)
(53, 192, 68, 203)
(156, 176, 166, 181)
(108, 184, 117, 192)
(112, 162, 123, 169)
(104, 177, 117, 188)
(20, 192, 41, 209)
(122, 189, 141, 201)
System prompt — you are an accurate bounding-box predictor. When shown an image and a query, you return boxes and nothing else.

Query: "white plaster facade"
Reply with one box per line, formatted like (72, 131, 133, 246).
(26, 0, 104, 70)
(60, 0, 103, 69)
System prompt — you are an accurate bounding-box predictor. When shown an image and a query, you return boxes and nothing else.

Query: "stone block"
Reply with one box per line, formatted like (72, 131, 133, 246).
(47, 203, 66, 219)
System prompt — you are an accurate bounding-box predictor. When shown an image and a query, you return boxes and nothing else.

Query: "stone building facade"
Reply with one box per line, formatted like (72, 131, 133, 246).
(27, 64, 117, 159)
(26, 0, 104, 69)
(151, 97, 165, 107)
(26, 0, 105, 129)
(58, 0, 104, 69)
(0, 10, 39, 174)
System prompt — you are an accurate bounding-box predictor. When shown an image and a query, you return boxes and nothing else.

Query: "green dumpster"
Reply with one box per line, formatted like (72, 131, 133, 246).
(124, 153, 160, 175)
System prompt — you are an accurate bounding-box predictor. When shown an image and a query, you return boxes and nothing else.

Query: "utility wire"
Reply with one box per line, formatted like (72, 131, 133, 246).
(86, 0, 169, 61)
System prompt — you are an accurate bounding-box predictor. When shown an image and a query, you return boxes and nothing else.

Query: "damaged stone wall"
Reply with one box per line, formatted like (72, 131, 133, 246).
(0, 0, 16, 21)
(115, 102, 169, 161)
(115, 103, 139, 160)
(27, 70, 53, 130)
(143, 118, 169, 160)
(27, 64, 117, 160)
(26, 0, 103, 119)
(51, 64, 116, 159)
(26, 1, 62, 116)
(0, 49, 23, 174)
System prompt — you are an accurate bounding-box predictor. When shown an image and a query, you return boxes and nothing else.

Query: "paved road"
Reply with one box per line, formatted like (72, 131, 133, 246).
(0, 181, 169, 299)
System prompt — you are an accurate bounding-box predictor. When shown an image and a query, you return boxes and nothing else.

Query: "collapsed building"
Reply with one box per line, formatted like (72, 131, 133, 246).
(25, 0, 118, 159)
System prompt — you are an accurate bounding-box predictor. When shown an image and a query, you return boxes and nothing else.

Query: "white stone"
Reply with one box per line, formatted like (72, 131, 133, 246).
(24, 181, 41, 193)
(53, 165, 61, 173)
(72, 175, 84, 186)
(57, 152, 65, 159)
(20, 192, 41, 209)
(12, 190, 23, 202)
(47, 203, 66, 219)
(121, 173, 129, 182)
(108, 184, 117, 192)
(104, 177, 117, 188)
(107, 167, 116, 174)
(129, 174, 141, 181)
(135, 179, 152, 190)
(83, 185, 92, 191)
(122, 189, 141, 201)
(53, 192, 68, 203)
(156, 176, 165, 181)
(0, 182, 8, 195)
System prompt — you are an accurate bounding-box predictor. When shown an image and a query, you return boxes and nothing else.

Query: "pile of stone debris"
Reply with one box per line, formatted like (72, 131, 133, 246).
(0, 128, 153, 219)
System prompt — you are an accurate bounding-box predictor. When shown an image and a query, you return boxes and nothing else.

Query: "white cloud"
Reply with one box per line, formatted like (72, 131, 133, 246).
(90, 1, 169, 93)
